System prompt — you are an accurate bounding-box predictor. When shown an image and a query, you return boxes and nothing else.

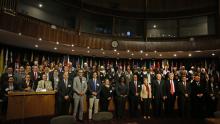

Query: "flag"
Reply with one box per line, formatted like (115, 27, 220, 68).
(30, 52, 34, 62)
(0, 49, 4, 74)
(81, 58, 83, 68)
(10, 51, 13, 64)
(5, 49, 8, 69)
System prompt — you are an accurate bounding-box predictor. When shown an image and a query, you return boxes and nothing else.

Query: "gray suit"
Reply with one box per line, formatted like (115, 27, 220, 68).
(73, 76, 87, 120)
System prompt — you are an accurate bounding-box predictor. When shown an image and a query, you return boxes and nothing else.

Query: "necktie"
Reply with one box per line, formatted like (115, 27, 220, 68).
(34, 72, 37, 80)
(94, 79, 96, 91)
(170, 80, 174, 95)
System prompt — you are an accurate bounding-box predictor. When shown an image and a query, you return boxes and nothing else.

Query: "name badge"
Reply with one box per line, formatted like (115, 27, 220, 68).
(97, 83, 100, 86)
(5, 88, 9, 92)
(110, 90, 112, 93)
(138, 85, 141, 87)
(82, 81, 86, 83)
(68, 84, 71, 87)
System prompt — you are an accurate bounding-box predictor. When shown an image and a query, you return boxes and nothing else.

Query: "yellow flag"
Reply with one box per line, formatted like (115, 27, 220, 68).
(0, 49, 4, 74)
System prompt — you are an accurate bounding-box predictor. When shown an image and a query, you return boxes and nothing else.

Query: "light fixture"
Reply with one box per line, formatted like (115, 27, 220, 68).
(145, 53, 148, 56)
(173, 54, 177, 57)
(87, 46, 90, 49)
(131, 53, 134, 56)
(117, 52, 120, 55)
(188, 53, 192, 57)
(101, 48, 104, 51)
(114, 49, 117, 52)
(35, 44, 38, 48)
(153, 25, 157, 28)
(140, 58, 143, 60)
(18, 32, 22, 36)
(102, 52, 105, 54)
(127, 50, 130, 53)
(38, 37, 42, 41)
(56, 41, 59, 45)
(54, 47, 57, 50)
(38, 3, 43, 8)
(212, 53, 215, 56)
(159, 54, 162, 57)
(140, 50, 143, 54)
(71, 44, 74, 47)
(87, 50, 90, 53)
(72, 49, 75, 52)
(195, 50, 201, 53)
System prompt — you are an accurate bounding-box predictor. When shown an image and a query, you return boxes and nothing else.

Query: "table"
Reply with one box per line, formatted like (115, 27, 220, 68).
(7, 91, 55, 120)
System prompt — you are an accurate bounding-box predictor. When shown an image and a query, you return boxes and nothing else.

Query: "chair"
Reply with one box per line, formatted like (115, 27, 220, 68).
(92, 112, 113, 121)
(50, 115, 75, 124)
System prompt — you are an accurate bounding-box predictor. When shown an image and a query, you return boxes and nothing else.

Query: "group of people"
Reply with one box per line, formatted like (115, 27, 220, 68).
(0, 61, 219, 121)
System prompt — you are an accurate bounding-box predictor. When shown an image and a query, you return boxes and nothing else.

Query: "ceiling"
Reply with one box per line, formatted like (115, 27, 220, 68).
(0, 29, 219, 59)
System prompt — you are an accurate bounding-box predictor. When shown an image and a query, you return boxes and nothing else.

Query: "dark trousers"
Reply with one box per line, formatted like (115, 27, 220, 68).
(153, 98, 164, 117)
(207, 97, 218, 117)
(177, 96, 190, 118)
(191, 97, 205, 118)
(58, 99, 70, 115)
(165, 94, 176, 116)
(101, 99, 110, 111)
(129, 96, 139, 117)
(116, 96, 126, 118)
(142, 98, 151, 117)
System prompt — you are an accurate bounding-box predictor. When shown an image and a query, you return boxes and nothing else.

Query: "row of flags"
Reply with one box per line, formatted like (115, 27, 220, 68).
(0, 47, 212, 75)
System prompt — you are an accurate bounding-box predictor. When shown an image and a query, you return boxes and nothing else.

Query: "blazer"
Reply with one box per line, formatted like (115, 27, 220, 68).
(129, 80, 142, 97)
(190, 80, 206, 101)
(165, 80, 178, 96)
(57, 79, 73, 101)
(73, 76, 87, 98)
(177, 81, 191, 97)
(36, 80, 53, 91)
(87, 78, 102, 98)
(20, 79, 33, 91)
(152, 79, 166, 99)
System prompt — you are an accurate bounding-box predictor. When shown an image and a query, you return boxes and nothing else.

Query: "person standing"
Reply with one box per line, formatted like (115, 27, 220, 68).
(140, 77, 152, 119)
(129, 74, 142, 117)
(100, 79, 113, 111)
(57, 72, 73, 115)
(73, 69, 87, 122)
(87, 71, 101, 120)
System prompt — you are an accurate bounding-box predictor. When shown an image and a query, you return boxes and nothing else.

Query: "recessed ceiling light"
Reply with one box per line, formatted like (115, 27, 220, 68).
(188, 53, 192, 57)
(35, 44, 38, 48)
(127, 50, 130, 53)
(159, 54, 162, 57)
(87, 46, 90, 49)
(38, 3, 43, 8)
(140, 50, 143, 53)
(87, 50, 90, 53)
(101, 48, 104, 51)
(38, 37, 42, 41)
(102, 52, 105, 54)
(145, 53, 148, 56)
(140, 58, 143, 60)
(212, 53, 215, 56)
(72, 49, 75, 52)
(18, 32, 22, 36)
(71, 44, 74, 47)
(131, 53, 134, 56)
(114, 49, 117, 52)
(154, 50, 157, 53)
(153, 25, 157, 28)
(54, 47, 57, 50)
(173, 54, 177, 57)
(195, 50, 201, 53)
(117, 52, 120, 55)
(56, 41, 59, 45)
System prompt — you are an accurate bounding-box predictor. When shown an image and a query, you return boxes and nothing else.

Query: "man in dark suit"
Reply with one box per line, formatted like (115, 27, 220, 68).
(165, 73, 178, 117)
(191, 73, 206, 118)
(152, 73, 167, 117)
(0, 67, 14, 87)
(129, 74, 142, 117)
(57, 72, 73, 115)
(177, 76, 191, 118)
(1, 76, 19, 114)
(87, 71, 101, 120)
(29, 65, 41, 90)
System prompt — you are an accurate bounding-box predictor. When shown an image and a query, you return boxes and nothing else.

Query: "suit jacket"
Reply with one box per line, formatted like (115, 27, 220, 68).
(165, 80, 178, 97)
(177, 81, 191, 97)
(207, 81, 219, 97)
(129, 80, 142, 98)
(73, 76, 87, 98)
(57, 79, 73, 101)
(2, 83, 19, 96)
(20, 79, 33, 91)
(115, 83, 129, 97)
(29, 71, 42, 90)
(87, 78, 102, 98)
(152, 79, 166, 99)
(190, 80, 206, 102)
(36, 80, 53, 91)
